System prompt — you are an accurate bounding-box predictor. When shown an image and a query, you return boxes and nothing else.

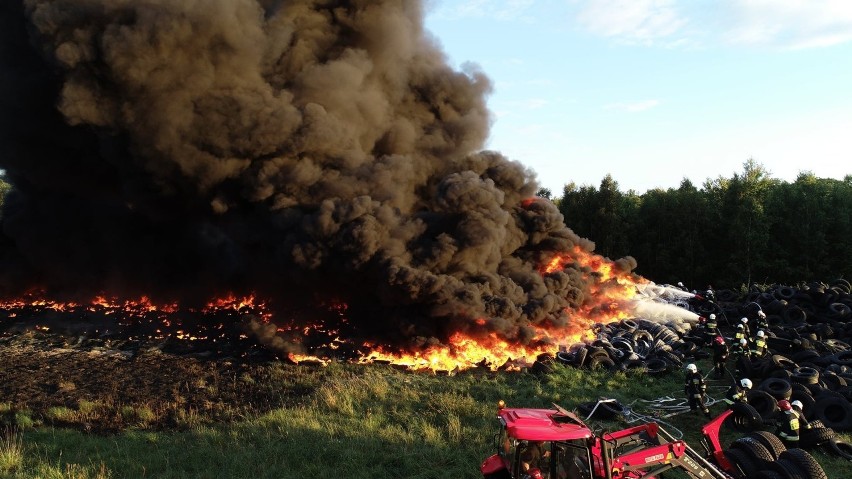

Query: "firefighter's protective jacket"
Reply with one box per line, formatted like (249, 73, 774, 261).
(723, 385, 748, 405)
(778, 410, 801, 442)
(684, 371, 707, 398)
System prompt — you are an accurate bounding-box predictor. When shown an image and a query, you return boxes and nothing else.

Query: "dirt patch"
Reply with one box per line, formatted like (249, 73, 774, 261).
(0, 330, 323, 434)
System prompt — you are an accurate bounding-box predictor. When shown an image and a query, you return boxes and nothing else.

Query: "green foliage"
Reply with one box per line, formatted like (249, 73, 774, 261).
(556, 161, 852, 287)
(7, 362, 850, 478)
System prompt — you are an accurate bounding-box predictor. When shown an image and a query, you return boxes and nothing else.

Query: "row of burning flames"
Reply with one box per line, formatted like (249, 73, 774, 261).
(0, 248, 647, 372)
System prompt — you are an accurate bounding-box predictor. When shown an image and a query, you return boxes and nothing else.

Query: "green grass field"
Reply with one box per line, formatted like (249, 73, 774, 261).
(1, 358, 849, 478)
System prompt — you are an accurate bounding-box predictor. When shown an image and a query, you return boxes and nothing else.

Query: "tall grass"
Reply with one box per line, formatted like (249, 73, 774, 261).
(6, 360, 852, 478)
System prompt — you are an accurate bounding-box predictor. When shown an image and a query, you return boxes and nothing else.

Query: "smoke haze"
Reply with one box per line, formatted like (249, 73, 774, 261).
(0, 0, 636, 350)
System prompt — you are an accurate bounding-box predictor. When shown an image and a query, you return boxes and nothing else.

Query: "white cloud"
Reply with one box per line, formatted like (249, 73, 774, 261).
(604, 99, 660, 112)
(574, 0, 687, 44)
(726, 0, 852, 49)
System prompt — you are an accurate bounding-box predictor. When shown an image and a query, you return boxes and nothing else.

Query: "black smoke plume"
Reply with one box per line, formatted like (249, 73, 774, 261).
(0, 0, 636, 350)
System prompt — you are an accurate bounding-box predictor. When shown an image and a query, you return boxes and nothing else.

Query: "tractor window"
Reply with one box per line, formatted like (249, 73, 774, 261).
(552, 441, 592, 479)
(514, 440, 550, 478)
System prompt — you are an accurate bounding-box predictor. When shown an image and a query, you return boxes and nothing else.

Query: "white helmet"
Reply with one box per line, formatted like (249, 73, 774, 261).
(741, 317, 748, 324)
(741, 378, 753, 389)
(757, 330, 765, 338)
(758, 311, 766, 319)
(709, 314, 716, 320)
(686, 363, 698, 373)
(678, 282, 684, 287)
(791, 400, 803, 410)
(740, 338, 748, 346)
(737, 324, 744, 329)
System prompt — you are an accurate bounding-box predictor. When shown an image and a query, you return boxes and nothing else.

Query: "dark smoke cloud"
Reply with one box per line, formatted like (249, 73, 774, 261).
(0, 0, 633, 349)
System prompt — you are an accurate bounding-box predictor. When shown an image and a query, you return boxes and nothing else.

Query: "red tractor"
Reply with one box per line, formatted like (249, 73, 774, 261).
(480, 400, 747, 479)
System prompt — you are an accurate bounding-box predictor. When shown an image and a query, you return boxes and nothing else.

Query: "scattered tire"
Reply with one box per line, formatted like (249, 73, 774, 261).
(746, 390, 778, 422)
(799, 424, 835, 448)
(730, 436, 775, 467)
(726, 402, 764, 432)
(760, 377, 793, 400)
(790, 366, 819, 385)
(747, 431, 786, 460)
(724, 448, 759, 477)
(765, 458, 807, 479)
(753, 471, 784, 479)
(826, 438, 852, 461)
(812, 395, 852, 431)
(778, 448, 828, 479)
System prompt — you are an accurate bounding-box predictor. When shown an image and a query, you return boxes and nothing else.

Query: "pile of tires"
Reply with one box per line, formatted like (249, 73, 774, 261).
(722, 432, 828, 479)
(544, 318, 705, 375)
(695, 280, 852, 431)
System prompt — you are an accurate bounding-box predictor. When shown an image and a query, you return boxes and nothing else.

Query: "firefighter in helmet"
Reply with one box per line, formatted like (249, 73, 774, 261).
(752, 330, 768, 358)
(684, 363, 710, 418)
(776, 400, 801, 446)
(723, 378, 751, 406)
(712, 335, 729, 379)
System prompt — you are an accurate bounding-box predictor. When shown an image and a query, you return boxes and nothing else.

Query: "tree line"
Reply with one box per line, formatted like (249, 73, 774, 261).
(546, 159, 852, 290)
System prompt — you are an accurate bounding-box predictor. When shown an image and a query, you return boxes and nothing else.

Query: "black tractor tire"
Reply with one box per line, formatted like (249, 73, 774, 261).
(586, 356, 616, 371)
(555, 351, 575, 365)
(825, 438, 852, 461)
(644, 357, 668, 376)
(723, 448, 757, 478)
(726, 402, 764, 432)
(778, 448, 828, 479)
(730, 436, 775, 468)
(799, 425, 836, 448)
(812, 395, 852, 431)
(790, 366, 820, 385)
(753, 471, 784, 479)
(747, 430, 787, 460)
(746, 390, 778, 423)
(760, 378, 793, 400)
(765, 458, 807, 479)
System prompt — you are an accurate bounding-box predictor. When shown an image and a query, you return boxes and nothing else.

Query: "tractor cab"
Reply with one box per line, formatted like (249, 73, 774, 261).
(481, 403, 594, 479)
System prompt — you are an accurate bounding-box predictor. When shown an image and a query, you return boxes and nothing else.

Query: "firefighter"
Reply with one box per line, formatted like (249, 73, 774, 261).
(739, 317, 751, 339)
(791, 400, 811, 430)
(684, 363, 710, 418)
(712, 336, 729, 379)
(752, 330, 768, 358)
(734, 324, 747, 344)
(731, 338, 751, 379)
(755, 310, 769, 332)
(776, 400, 801, 446)
(705, 313, 719, 335)
(723, 378, 752, 406)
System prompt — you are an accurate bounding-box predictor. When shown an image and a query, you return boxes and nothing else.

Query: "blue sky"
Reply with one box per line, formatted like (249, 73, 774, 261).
(424, 0, 852, 194)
